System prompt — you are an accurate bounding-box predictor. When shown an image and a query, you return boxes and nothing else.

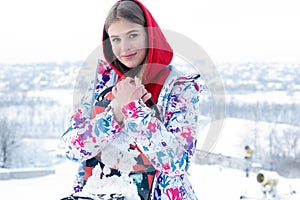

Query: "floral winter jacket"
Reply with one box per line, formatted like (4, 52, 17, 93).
(62, 60, 203, 200)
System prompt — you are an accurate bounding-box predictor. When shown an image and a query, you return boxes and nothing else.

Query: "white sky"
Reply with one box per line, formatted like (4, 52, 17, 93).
(0, 0, 300, 64)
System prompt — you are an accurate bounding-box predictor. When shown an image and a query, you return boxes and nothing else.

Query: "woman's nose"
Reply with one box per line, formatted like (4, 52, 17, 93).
(121, 39, 131, 52)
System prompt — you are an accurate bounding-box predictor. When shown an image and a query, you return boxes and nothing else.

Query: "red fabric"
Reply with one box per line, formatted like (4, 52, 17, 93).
(102, 0, 173, 103)
(84, 166, 94, 181)
(92, 91, 113, 118)
(92, 106, 105, 119)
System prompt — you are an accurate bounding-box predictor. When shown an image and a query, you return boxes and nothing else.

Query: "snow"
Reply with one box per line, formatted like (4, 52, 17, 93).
(79, 164, 140, 200)
(189, 164, 300, 200)
(0, 117, 299, 199)
(227, 91, 300, 104)
(197, 117, 300, 159)
(0, 161, 77, 199)
(0, 161, 299, 200)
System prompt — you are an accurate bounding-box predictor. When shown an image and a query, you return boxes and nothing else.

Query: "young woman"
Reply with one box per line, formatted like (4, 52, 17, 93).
(62, 0, 203, 199)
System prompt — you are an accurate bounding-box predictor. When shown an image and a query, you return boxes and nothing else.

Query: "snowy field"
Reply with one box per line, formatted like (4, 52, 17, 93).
(0, 117, 299, 199)
(0, 161, 299, 200)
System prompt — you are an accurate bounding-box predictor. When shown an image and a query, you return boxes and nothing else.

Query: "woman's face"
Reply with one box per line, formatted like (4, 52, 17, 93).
(107, 19, 148, 68)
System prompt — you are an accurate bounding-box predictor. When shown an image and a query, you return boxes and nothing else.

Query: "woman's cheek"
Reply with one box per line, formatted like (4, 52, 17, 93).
(111, 46, 120, 58)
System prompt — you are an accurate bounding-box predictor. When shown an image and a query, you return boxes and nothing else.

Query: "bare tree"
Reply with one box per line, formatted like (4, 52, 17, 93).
(0, 118, 20, 168)
(252, 101, 260, 163)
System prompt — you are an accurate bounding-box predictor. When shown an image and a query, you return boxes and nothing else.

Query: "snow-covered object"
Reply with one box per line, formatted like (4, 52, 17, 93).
(77, 163, 140, 200)
(257, 170, 279, 185)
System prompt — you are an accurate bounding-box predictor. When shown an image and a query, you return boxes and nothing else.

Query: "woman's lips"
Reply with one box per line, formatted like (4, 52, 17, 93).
(122, 52, 137, 59)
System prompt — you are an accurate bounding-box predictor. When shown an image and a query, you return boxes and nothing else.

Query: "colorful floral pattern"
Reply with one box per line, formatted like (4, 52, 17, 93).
(62, 60, 203, 199)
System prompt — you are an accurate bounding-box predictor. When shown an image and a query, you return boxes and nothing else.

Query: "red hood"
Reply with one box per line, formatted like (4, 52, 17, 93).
(102, 0, 173, 103)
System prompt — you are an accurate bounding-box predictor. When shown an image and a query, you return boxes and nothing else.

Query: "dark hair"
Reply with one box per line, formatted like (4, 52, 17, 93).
(104, 1, 147, 77)
(105, 1, 146, 32)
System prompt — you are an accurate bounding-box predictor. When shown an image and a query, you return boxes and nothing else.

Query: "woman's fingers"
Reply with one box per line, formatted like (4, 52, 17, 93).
(141, 86, 151, 103)
(134, 76, 141, 87)
(142, 92, 152, 103)
(124, 76, 133, 84)
(112, 86, 117, 97)
(130, 85, 143, 100)
(113, 76, 152, 106)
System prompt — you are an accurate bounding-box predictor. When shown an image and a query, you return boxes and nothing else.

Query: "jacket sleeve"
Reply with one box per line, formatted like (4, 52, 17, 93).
(121, 77, 202, 176)
(72, 161, 86, 193)
(62, 78, 123, 162)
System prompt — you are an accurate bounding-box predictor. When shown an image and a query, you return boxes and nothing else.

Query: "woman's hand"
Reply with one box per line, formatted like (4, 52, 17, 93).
(113, 77, 151, 108)
(111, 76, 151, 123)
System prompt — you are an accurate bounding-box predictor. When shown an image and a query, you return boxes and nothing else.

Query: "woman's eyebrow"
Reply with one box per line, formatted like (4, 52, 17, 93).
(110, 29, 140, 38)
(125, 29, 139, 35)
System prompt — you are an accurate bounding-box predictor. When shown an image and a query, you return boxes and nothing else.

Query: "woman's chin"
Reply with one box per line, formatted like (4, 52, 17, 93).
(122, 62, 139, 69)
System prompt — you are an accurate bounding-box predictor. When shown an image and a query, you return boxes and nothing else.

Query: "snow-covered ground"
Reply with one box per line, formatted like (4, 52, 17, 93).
(197, 117, 300, 159)
(189, 164, 300, 200)
(0, 161, 299, 200)
(1, 117, 299, 199)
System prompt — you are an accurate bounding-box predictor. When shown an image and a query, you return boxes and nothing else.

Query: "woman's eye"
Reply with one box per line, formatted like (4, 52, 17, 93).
(111, 37, 120, 42)
(129, 33, 138, 39)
